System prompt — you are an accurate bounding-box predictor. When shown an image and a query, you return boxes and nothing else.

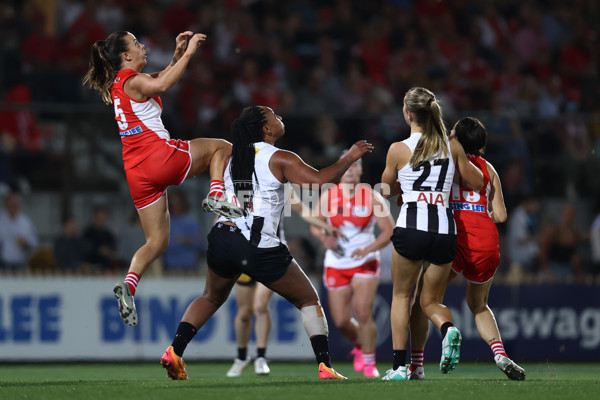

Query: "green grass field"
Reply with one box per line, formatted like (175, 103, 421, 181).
(1, 362, 598, 400)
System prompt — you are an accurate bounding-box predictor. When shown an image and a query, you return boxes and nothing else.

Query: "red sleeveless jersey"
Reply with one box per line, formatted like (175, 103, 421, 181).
(325, 183, 378, 269)
(110, 69, 169, 170)
(327, 183, 374, 230)
(449, 155, 498, 251)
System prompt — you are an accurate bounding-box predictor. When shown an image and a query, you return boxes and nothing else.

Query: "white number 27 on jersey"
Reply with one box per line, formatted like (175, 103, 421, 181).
(113, 98, 128, 130)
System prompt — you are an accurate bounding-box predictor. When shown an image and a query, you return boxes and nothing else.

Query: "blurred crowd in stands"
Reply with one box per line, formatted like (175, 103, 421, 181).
(1, 0, 600, 282)
(2, 183, 600, 284)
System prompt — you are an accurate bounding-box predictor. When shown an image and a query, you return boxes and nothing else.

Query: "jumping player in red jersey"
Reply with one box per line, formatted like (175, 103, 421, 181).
(310, 155, 394, 378)
(83, 31, 242, 327)
(408, 117, 525, 381)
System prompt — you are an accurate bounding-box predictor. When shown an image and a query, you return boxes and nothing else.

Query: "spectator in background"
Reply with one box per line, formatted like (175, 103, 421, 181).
(163, 189, 204, 275)
(0, 140, 12, 187)
(506, 193, 540, 281)
(62, 1, 106, 77)
(537, 75, 566, 118)
(310, 115, 345, 168)
(512, 5, 549, 66)
(82, 204, 118, 275)
(338, 62, 369, 113)
(20, 10, 61, 102)
(233, 57, 260, 106)
(53, 215, 89, 275)
(0, 191, 38, 274)
(0, 84, 45, 187)
(96, 0, 125, 34)
(538, 204, 585, 282)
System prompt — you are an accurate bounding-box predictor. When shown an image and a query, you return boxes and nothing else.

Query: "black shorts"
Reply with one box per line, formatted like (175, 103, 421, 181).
(391, 227, 457, 265)
(207, 223, 293, 284)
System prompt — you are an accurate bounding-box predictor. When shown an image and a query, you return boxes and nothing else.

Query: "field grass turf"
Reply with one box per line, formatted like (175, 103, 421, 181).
(1, 362, 598, 400)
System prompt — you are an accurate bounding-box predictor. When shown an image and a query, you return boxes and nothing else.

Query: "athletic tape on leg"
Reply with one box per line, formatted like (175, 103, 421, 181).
(301, 305, 329, 336)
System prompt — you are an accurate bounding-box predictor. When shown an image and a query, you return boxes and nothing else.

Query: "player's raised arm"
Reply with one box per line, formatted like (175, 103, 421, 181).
(271, 140, 373, 187)
(289, 189, 344, 237)
(149, 31, 194, 79)
(450, 136, 484, 191)
(126, 33, 206, 99)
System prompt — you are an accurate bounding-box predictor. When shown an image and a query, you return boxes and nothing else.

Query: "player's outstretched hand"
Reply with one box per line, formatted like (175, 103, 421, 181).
(174, 31, 193, 58)
(184, 33, 207, 56)
(325, 226, 347, 241)
(346, 140, 374, 161)
(322, 235, 339, 250)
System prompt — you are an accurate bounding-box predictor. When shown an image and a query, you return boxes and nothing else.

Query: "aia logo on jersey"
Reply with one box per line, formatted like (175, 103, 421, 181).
(416, 192, 445, 205)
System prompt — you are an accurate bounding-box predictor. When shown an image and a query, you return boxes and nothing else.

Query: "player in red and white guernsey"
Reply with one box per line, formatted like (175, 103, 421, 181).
(83, 31, 242, 327)
(448, 117, 525, 380)
(380, 87, 483, 380)
(310, 156, 394, 378)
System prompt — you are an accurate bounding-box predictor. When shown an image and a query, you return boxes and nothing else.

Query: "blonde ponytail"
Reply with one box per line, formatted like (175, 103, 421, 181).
(404, 87, 449, 168)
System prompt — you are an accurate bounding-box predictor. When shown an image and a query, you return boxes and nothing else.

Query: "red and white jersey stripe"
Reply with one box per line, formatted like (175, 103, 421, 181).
(110, 69, 170, 170)
(324, 184, 378, 269)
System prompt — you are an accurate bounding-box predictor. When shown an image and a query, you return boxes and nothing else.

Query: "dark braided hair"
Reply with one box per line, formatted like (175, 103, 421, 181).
(230, 106, 267, 209)
(82, 31, 130, 104)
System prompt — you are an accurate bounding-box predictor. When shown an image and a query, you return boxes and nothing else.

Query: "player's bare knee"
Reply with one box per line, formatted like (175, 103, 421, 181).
(355, 308, 373, 325)
(296, 297, 319, 310)
(204, 291, 229, 309)
(238, 313, 252, 324)
(254, 302, 269, 316)
(419, 296, 432, 310)
(147, 233, 169, 254)
(331, 315, 347, 330)
(467, 298, 487, 315)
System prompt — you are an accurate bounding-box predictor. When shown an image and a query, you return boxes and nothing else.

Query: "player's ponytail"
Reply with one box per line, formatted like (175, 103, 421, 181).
(82, 31, 130, 104)
(405, 87, 449, 168)
(230, 106, 267, 209)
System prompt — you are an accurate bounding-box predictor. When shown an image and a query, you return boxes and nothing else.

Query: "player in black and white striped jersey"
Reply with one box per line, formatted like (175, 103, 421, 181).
(160, 106, 373, 381)
(380, 87, 483, 380)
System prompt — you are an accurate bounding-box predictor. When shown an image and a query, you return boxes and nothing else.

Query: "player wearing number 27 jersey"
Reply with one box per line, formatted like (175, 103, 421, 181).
(380, 87, 483, 380)
(395, 132, 455, 235)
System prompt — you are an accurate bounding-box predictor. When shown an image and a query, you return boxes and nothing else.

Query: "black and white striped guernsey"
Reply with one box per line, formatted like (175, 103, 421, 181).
(219, 142, 289, 248)
(396, 132, 456, 235)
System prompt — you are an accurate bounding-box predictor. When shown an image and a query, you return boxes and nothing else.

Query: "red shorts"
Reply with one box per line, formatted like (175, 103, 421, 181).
(451, 245, 499, 284)
(125, 139, 191, 209)
(323, 259, 380, 290)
